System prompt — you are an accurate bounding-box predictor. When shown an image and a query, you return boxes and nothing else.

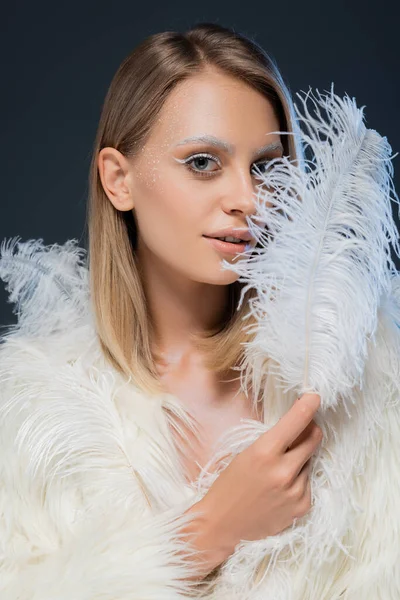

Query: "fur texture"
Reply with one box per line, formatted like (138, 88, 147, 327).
(0, 240, 399, 599)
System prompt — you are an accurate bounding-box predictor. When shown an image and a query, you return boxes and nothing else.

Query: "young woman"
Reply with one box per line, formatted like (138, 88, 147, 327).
(0, 22, 398, 600)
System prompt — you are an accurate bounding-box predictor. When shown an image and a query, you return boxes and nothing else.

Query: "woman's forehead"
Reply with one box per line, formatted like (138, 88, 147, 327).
(146, 73, 280, 151)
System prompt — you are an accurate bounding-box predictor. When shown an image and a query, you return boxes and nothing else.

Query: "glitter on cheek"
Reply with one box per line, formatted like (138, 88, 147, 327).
(129, 96, 185, 195)
(132, 145, 163, 191)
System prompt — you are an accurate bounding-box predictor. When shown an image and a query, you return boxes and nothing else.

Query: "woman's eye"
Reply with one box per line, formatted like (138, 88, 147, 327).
(182, 154, 272, 179)
(251, 160, 270, 178)
(184, 153, 220, 177)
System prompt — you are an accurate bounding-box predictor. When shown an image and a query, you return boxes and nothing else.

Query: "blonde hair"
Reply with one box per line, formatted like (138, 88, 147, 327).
(87, 22, 302, 396)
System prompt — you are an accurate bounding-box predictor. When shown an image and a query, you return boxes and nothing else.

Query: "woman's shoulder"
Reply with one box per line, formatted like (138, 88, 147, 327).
(0, 235, 105, 386)
(0, 239, 163, 510)
(0, 236, 136, 457)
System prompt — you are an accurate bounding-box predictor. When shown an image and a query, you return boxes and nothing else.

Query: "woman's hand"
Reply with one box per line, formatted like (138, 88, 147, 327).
(194, 392, 322, 559)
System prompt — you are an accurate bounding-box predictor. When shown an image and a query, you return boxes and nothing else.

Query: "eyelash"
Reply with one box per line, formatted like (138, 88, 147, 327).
(182, 152, 271, 179)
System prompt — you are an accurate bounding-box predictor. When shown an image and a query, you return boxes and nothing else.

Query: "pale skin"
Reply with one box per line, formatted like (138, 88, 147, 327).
(98, 66, 322, 581)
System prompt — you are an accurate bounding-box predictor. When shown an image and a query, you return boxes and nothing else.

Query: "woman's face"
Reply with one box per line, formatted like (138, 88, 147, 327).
(103, 67, 283, 286)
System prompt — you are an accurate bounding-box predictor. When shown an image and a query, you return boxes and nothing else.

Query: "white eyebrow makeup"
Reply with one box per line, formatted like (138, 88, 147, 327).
(173, 135, 284, 160)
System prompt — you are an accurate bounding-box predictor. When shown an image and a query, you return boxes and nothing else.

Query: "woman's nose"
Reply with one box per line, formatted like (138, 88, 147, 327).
(220, 169, 258, 216)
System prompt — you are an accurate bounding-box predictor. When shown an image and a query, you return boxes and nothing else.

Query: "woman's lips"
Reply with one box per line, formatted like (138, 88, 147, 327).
(203, 235, 251, 255)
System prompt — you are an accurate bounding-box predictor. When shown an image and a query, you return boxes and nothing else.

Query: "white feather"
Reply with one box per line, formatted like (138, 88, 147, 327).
(226, 84, 400, 410)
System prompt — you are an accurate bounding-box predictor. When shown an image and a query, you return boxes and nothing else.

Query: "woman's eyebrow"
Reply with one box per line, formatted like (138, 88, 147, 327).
(174, 134, 283, 158)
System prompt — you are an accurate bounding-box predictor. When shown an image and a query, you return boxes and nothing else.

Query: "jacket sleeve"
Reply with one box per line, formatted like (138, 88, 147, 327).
(0, 337, 210, 600)
(1, 502, 205, 600)
(327, 271, 400, 598)
(0, 238, 215, 599)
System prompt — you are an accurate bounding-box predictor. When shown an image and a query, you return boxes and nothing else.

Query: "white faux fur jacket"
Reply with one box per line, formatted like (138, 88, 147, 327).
(0, 237, 399, 600)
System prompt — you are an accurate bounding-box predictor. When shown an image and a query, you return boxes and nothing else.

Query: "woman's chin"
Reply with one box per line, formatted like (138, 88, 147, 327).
(200, 268, 240, 286)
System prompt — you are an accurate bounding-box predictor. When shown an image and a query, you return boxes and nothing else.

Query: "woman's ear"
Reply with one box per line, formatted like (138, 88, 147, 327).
(97, 147, 135, 211)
